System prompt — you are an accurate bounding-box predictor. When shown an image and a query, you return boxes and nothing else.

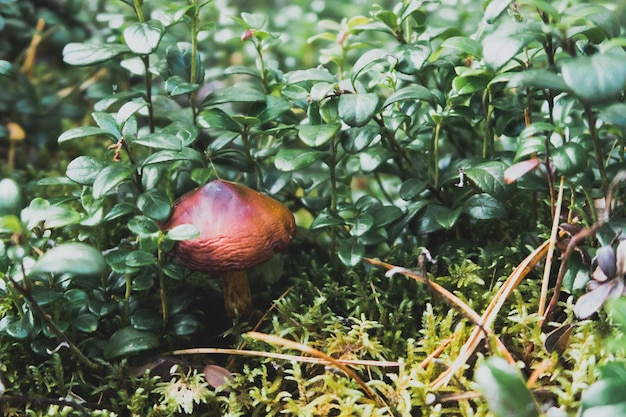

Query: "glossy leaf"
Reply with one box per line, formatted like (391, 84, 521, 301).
(66, 156, 106, 185)
(463, 193, 507, 220)
(310, 208, 345, 230)
(338, 93, 379, 127)
(58, 126, 113, 144)
(63, 42, 129, 66)
(197, 108, 242, 132)
(482, 22, 543, 71)
(394, 42, 430, 75)
(297, 124, 340, 147)
(338, 240, 365, 267)
(475, 357, 540, 417)
(382, 85, 434, 108)
(464, 161, 510, 199)
(30, 243, 106, 277)
(166, 224, 200, 241)
(441, 36, 482, 58)
(560, 54, 626, 103)
(137, 190, 171, 221)
(201, 86, 266, 107)
(550, 142, 588, 175)
(134, 133, 183, 151)
(340, 126, 380, 154)
(103, 326, 159, 359)
(0, 178, 22, 216)
(123, 20, 164, 55)
(275, 148, 326, 171)
(93, 163, 134, 199)
(140, 148, 203, 167)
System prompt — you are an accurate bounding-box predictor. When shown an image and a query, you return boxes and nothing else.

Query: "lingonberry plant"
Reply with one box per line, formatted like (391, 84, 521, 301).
(1, 0, 626, 415)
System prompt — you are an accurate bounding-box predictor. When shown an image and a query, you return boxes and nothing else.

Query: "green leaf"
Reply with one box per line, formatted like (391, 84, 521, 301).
(394, 42, 430, 75)
(463, 193, 507, 220)
(92, 163, 134, 199)
(507, 69, 569, 91)
(166, 224, 200, 241)
(29, 243, 106, 277)
(338, 93, 379, 127)
(275, 148, 326, 171)
(550, 142, 588, 175)
(197, 108, 242, 132)
(285, 68, 336, 84)
(399, 178, 427, 200)
(66, 156, 106, 185)
(103, 202, 136, 222)
(340, 126, 381, 154)
(133, 133, 183, 151)
(123, 20, 164, 55)
(359, 148, 394, 172)
(310, 208, 345, 230)
(128, 215, 160, 237)
(165, 42, 204, 83)
(116, 100, 147, 127)
(63, 43, 129, 66)
(297, 124, 340, 147)
(464, 161, 510, 199)
(560, 54, 626, 103)
(137, 190, 171, 221)
(165, 75, 199, 96)
(140, 148, 203, 167)
(441, 36, 482, 58)
(0, 178, 22, 216)
(0, 60, 12, 77)
(599, 103, 626, 127)
(70, 314, 99, 333)
(346, 214, 374, 237)
(103, 326, 159, 359)
(166, 313, 200, 336)
(482, 21, 543, 71)
(453, 70, 492, 95)
(58, 126, 113, 144)
(484, 0, 513, 24)
(92, 112, 121, 137)
(21, 198, 82, 230)
(126, 250, 157, 268)
(338, 240, 365, 267)
(382, 85, 435, 108)
(131, 309, 162, 330)
(352, 48, 389, 82)
(436, 206, 463, 229)
(475, 357, 540, 417)
(201, 86, 266, 107)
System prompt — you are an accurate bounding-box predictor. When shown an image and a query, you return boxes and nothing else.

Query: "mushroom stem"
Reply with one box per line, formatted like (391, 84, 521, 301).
(220, 271, 253, 319)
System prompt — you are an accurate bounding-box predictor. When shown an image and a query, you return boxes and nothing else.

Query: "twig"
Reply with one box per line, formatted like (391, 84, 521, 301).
(7, 276, 102, 370)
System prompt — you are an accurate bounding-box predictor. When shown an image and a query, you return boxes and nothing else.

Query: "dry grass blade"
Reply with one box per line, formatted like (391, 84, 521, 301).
(430, 239, 550, 389)
(539, 176, 564, 318)
(362, 257, 515, 367)
(171, 346, 401, 367)
(246, 331, 386, 406)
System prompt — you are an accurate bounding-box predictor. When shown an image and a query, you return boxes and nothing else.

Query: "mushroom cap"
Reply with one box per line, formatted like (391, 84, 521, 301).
(161, 180, 296, 272)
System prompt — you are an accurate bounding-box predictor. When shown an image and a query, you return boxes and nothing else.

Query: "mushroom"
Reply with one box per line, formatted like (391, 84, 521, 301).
(161, 180, 296, 319)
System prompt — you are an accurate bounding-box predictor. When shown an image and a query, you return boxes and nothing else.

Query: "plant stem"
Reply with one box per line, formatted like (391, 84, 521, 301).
(132, 0, 144, 22)
(328, 133, 338, 261)
(8, 274, 102, 370)
(432, 120, 442, 189)
(584, 102, 608, 193)
(482, 88, 494, 158)
(157, 242, 168, 324)
(189, 0, 200, 122)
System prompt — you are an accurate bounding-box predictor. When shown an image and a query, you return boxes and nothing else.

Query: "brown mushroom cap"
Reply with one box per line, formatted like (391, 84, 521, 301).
(161, 180, 296, 272)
